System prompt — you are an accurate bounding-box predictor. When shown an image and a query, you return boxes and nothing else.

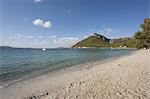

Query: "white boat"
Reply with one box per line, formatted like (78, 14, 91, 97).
(42, 48, 46, 51)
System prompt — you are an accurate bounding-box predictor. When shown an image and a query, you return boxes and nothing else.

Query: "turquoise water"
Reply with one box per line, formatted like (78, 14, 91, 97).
(0, 48, 134, 88)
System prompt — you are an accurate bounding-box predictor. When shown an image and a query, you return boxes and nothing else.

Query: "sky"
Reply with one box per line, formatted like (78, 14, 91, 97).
(0, 0, 149, 48)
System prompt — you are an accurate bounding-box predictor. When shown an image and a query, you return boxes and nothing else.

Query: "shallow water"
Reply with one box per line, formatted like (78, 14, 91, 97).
(0, 48, 134, 88)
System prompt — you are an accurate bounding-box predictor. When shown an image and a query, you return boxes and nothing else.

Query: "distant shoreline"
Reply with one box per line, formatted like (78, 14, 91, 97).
(0, 46, 70, 49)
(0, 46, 137, 49)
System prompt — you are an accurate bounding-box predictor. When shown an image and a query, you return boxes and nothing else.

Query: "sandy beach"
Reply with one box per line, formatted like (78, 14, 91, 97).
(1, 49, 150, 99)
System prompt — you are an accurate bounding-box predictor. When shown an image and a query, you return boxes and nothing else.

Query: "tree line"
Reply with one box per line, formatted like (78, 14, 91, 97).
(134, 18, 150, 49)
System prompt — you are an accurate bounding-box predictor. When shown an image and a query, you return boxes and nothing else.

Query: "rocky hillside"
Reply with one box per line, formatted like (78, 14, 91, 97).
(72, 33, 110, 48)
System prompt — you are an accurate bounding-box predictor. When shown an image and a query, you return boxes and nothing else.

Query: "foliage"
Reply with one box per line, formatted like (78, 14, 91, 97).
(133, 19, 150, 49)
(110, 18, 150, 49)
(72, 36, 109, 48)
(141, 18, 150, 32)
(109, 37, 137, 48)
(72, 18, 150, 49)
(134, 31, 150, 49)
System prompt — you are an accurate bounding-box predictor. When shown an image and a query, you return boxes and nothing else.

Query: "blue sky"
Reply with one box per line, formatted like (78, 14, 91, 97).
(0, 0, 149, 48)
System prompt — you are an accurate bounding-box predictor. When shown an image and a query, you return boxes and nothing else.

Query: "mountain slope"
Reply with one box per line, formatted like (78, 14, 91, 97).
(72, 33, 110, 48)
(110, 37, 137, 48)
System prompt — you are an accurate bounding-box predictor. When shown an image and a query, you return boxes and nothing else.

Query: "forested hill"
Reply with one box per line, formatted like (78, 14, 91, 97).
(72, 18, 150, 49)
(72, 33, 110, 48)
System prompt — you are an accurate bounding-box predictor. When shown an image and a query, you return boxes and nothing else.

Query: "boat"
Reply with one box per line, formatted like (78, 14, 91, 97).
(42, 48, 46, 51)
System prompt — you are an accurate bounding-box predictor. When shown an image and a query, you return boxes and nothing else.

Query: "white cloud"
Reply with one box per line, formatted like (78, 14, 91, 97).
(10, 34, 21, 39)
(54, 37, 79, 47)
(43, 21, 52, 28)
(96, 28, 117, 38)
(87, 27, 115, 38)
(32, 18, 44, 26)
(104, 28, 114, 34)
(38, 36, 42, 38)
(24, 36, 34, 39)
(49, 35, 56, 38)
(99, 28, 114, 35)
(32, 18, 52, 29)
(39, 40, 48, 45)
(6, 34, 80, 48)
(33, 0, 43, 3)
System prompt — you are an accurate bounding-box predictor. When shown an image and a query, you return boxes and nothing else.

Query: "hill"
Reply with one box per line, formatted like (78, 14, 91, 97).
(72, 33, 110, 48)
(72, 18, 150, 49)
(109, 37, 137, 48)
(72, 33, 137, 48)
(0, 46, 14, 49)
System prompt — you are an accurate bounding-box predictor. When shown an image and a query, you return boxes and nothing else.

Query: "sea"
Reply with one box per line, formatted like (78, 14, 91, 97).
(0, 47, 134, 88)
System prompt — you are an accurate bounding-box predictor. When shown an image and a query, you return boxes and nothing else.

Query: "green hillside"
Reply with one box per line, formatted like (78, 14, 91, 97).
(72, 18, 150, 49)
(109, 37, 137, 48)
(72, 34, 110, 48)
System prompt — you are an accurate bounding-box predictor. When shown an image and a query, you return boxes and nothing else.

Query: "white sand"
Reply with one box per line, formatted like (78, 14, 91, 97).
(1, 49, 150, 99)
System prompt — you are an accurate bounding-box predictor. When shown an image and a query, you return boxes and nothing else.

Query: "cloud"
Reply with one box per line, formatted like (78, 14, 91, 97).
(32, 18, 52, 28)
(39, 40, 48, 45)
(103, 28, 114, 34)
(32, 18, 44, 26)
(33, 0, 43, 3)
(24, 36, 34, 39)
(38, 36, 42, 38)
(49, 35, 56, 38)
(10, 34, 21, 39)
(54, 37, 79, 47)
(43, 21, 52, 28)
(88, 27, 115, 38)
(7, 34, 80, 48)
(99, 28, 114, 35)
(96, 28, 116, 38)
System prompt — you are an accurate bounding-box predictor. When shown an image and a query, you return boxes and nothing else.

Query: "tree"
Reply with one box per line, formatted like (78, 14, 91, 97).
(141, 18, 150, 32)
(134, 18, 150, 49)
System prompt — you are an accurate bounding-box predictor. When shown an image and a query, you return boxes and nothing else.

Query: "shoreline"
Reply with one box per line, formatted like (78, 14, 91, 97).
(1, 49, 150, 99)
(0, 49, 133, 89)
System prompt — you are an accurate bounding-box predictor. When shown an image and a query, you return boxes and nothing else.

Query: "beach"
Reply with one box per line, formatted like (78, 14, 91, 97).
(1, 49, 150, 99)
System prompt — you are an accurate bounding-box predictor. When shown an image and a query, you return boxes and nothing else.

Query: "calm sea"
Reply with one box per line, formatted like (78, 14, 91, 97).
(0, 48, 134, 88)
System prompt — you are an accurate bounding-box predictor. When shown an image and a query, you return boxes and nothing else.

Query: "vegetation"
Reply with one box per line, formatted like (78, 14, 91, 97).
(109, 18, 150, 49)
(72, 35, 110, 48)
(134, 31, 150, 49)
(109, 37, 137, 48)
(141, 18, 150, 32)
(133, 18, 150, 49)
(72, 18, 150, 49)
